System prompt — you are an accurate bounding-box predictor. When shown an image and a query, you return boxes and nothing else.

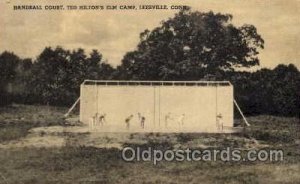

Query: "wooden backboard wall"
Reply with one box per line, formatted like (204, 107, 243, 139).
(80, 81, 233, 132)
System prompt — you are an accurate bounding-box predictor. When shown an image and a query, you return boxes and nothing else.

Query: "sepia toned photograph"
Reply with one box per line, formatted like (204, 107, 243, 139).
(0, 0, 299, 183)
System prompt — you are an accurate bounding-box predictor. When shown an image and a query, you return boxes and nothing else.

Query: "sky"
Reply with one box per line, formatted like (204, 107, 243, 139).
(0, 0, 299, 69)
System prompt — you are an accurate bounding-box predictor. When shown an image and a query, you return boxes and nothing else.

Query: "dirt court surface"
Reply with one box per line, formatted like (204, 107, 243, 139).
(0, 105, 299, 184)
(0, 124, 265, 150)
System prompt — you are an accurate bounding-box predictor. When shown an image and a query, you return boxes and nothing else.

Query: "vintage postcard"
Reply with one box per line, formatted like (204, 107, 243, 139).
(0, 0, 299, 183)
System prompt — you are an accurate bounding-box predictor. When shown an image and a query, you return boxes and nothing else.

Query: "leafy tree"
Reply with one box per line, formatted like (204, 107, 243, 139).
(0, 51, 20, 82)
(29, 47, 114, 106)
(118, 9, 264, 80)
(227, 64, 300, 117)
(10, 58, 34, 104)
(29, 47, 70, 105)
(0, 51, 22, 105)
(270, 64, 299, 116)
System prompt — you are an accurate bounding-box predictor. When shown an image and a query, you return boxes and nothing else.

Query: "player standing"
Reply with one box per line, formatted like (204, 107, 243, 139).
(99, 113, 106, 126)
(141, 116, 146, 129)
(125, 114, 134, 130)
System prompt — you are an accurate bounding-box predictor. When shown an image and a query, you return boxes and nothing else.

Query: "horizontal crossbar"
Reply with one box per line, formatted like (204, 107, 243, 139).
(82, 80, 232, 86)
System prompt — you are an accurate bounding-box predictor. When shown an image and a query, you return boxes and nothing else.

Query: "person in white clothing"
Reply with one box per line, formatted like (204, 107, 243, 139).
(178, 114, 185, 126)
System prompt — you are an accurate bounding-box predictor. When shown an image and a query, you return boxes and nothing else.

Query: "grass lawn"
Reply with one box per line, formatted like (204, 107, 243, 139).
(0, 104, 299, 184)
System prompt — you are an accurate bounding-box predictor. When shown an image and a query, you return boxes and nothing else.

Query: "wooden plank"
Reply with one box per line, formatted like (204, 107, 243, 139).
(64, 97, 80, 117)
(234, 99, 250, 126)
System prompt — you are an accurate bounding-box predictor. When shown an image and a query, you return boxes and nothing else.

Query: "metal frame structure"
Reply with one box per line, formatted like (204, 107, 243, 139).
(82, 80, 232, 86)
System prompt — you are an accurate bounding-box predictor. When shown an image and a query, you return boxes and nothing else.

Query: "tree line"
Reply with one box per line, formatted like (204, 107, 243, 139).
(0, 9, 299, 117)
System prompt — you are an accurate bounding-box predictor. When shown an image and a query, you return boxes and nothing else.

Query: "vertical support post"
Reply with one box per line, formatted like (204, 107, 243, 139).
(216, 85, 218, 131)
(153, 86, 156, 128)
(96, 82, 99, 115)
(158, 86, 160, 127)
